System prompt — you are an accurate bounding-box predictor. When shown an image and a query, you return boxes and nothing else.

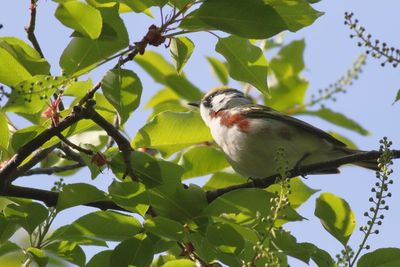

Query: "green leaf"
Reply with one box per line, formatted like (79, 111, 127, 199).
(26, 247, 48, 267)
(216, 36, 268, 95)
(64, 79, 94, 98)
(144, 88, 180, 109)
(194, 0, 322, 39)
(205, 188, 273, 219)
(0, 112, 9, 159)
(0, 241, 21, 257)
(170, 36, 195, 74)
(163, 259, 196, 267)
(55, 1, 102, 39)
(206, 188, 303, 225)
(300, 108, 369, 135)
(164, 74, 203, 101)
(270, 39, 306, 78)
(134, 51, 175, 84)
(206, 56, 229, 85)
(272, 230, 335, 266)
(267, 76, 308, 111)
(314, 192, 356, 245)
(60, 6, 129, 76)
(144, 217, 185, 241)
(44, 241, 86, 266)
(132, 111, 212, 157)
(108, 180, 149, 216)
(3, 202, 48, 234)
(149, 184, 207, 223)
(101, 69, 142, 124)
(0, 216, 19, 244)
(10, 125, 44, 152)
(110, 151, 182, 188)
(266, 40, 308, 110)
(203, 172, 246, 190)
(206, 223, 244, 255)
(179, 146, 229, 179)
(110, 234, 154, 267)
(267, 177, 319, 209)
(0, 37, 50, 86)
(56, 211, 141, 242)
(86, 250, 112, 267)
(358, 248, 400, 267)
(56, 183, 107, 211)
(179, 10, 215, 31)
(4, 75, 67, 114)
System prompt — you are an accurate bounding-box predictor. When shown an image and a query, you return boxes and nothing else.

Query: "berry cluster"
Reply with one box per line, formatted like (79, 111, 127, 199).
(345, 12, 400, 68)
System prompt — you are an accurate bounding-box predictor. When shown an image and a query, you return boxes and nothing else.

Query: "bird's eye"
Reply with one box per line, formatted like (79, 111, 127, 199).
(203, 95, 212, 108)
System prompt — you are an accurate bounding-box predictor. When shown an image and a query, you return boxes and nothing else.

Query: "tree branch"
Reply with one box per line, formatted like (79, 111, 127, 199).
(206, 149, 400, 203)
(84, 106, 137, 181)
(25, 0, 44, 58)
(4, 185, 127, 211)
(0, 106, 86, 192)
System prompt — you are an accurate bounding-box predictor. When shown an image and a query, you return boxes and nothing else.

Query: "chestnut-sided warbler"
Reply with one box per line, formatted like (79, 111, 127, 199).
(190, 88, 377, 179)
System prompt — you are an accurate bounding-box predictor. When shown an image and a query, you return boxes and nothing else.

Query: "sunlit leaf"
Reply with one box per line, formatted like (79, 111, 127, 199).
(55, 1, 102, 39)
(149, 184, 207, 223)
(132, 111, 212, 156)
(26, 247, 48, 267)
(165, 74, 203, 101)
(134, 51, 175, 84)
(358, 248, 400, 267)
(203, 172, 246, 190)
(206, 223, 244, 254)
(55, 211, 142, 242)
(272, 230, 335, 266)
(44, 241, 86, 266)
(108, 180, 149, 216)
(163, 259, 196, 267)
(144, 216, 185, 241)
(60, 6, 129, 76)
(206, 56, 229, 85)
(267, 177, 319, 209)
(145, 88, 180, 109)
(4, 75, 67, 114)
(101, 68, 142, 124)
(216, 36, 268, 95)
(3, 202, 48, 234)
(56, 183, 107, 211)
(86, 250, 112, 267)
(193, 0, 323, 39)
(314, 192, 355, 245)
(0, 37, 50, 86)
(110, 234, 154, 266)
(170, 36, 195, 74)
(300, 108, 369, 135)
(180, 146, 229, 179)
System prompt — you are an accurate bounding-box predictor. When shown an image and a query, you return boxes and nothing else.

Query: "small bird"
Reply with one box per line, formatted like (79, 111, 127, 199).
(190, 88, 377, 179)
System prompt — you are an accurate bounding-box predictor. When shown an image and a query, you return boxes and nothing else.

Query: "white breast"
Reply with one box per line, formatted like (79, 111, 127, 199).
(208, 116, 334, 178)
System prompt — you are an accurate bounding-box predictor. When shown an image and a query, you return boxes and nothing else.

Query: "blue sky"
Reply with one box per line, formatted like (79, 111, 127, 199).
(1, 0, 400, 265)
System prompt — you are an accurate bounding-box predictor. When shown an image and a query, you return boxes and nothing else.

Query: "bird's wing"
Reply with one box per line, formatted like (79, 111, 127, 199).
(241, 105, 346, 147)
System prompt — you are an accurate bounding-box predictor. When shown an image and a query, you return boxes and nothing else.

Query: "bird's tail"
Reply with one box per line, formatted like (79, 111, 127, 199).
(338, 148, 379, 171)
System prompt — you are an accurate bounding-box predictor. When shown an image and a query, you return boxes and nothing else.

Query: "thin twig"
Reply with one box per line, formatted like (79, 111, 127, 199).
(25, 0, 44, 58)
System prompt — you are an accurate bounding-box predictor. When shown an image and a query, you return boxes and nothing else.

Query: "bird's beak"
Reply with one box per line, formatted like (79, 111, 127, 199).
(187, 101, 200, 107)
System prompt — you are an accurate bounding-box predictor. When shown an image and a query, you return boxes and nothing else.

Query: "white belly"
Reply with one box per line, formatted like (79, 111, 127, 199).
(209, 117, 337, 178)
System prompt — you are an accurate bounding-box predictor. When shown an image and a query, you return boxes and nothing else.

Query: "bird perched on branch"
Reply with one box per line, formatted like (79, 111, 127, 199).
(189, 88, 377, 179)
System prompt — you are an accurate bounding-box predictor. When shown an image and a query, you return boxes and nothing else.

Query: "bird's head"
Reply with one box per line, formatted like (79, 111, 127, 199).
(189, 88, 251, 126)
